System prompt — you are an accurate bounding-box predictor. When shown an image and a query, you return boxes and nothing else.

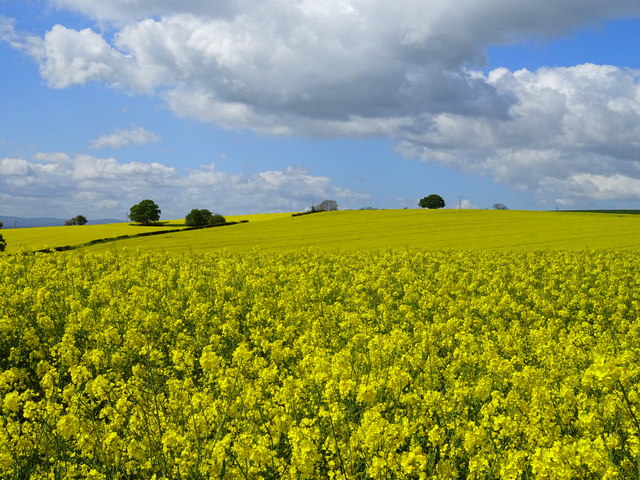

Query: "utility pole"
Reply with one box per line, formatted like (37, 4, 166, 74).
(459, 196, 462, 209)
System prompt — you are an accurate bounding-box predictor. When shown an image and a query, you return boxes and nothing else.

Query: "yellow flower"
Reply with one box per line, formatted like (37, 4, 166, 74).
(2, 391, 20, 413)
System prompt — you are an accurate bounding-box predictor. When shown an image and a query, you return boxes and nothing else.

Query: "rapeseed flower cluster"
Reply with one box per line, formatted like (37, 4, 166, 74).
(0, 250, 639, 478)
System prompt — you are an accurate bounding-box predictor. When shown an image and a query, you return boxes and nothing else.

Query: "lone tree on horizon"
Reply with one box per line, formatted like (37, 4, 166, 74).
(419, 194, 446, 209)
(65, 215, 88, 225)
(129, 199, 161, 225)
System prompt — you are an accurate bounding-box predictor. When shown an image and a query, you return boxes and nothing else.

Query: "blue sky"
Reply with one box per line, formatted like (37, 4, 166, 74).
(2, 1, 640, 219)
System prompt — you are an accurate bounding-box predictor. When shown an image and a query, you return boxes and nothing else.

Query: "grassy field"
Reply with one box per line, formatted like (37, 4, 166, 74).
(76, 209, 640, 253)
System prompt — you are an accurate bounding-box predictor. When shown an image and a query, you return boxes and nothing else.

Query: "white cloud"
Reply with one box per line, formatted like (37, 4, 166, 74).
(90, 125, 161, 149)
(14, 1, 639, 118)
(0, 154, 369, 218)
(0, 16, 42, 56)
(49, 0, 240, 26)
(4, 1, 640, 205)
(0, 158, 32, 176)
(460, 199, 478, 209)
(553, 173, 640, 202)
(40, 26, 120, 88)
(398, 64, 640, 203)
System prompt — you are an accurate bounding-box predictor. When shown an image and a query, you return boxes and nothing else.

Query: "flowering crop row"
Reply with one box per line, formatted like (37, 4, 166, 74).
(1, 250, 639, 479)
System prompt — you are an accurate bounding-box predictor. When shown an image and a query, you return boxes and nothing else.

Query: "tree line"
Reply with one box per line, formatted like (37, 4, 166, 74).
(128, 199, 226, 227)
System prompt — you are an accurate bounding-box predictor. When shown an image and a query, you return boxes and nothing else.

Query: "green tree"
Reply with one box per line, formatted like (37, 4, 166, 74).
(129, 199, 161, 225)
(65, 215, 88, 225)
(208, 214, 226, 226)
(0, 221, 6, 252)
(185, 209, 213, 226)
(419, 194, 446, 209)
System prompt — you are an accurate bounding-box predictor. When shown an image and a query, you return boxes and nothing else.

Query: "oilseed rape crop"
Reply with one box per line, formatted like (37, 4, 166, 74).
(1, 250, 639, 479)
(6, 210, 640, 255)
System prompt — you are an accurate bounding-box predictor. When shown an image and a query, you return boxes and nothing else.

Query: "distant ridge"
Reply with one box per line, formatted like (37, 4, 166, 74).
(0, 216, 124, 228)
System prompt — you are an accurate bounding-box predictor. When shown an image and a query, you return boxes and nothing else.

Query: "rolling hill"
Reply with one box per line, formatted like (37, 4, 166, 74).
(4, 209, 640, 254)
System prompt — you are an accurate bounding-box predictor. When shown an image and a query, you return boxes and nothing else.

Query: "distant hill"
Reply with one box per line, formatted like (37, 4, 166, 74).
(0, 216, 124, 228)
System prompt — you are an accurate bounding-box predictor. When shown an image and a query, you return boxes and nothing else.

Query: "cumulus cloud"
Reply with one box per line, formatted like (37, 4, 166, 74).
(0, 158, 33, 176)
(0, 153, 369, 218)
(49, 0, 240, 26)
(3, 1, 640, 204)
(397, 64, 640, 204)
(15, 1, 640, 116)
(90, 125, 161, 149)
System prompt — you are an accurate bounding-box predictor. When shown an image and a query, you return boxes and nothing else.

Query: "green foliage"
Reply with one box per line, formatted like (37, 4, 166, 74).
(185, 209, 213, 226)
(419, 194, 446, 209)
(0, 221, 5, 252)
(208, 214, 226, 226)
(65, 215, 88, 225)
(129, 199, 161, 225)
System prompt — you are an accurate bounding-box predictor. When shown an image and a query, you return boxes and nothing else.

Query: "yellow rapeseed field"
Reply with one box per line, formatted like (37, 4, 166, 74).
(0, 223, 187, 254)
(4, 210, 640, 254)
(0, 212, 289, 254)
(83, 209, 640, 253)
(1, 249, 639, 478)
